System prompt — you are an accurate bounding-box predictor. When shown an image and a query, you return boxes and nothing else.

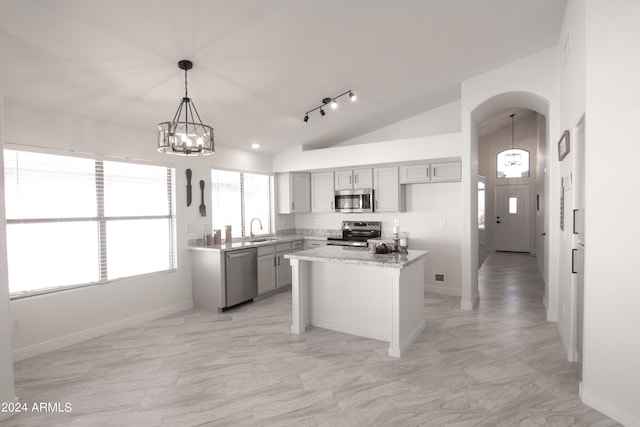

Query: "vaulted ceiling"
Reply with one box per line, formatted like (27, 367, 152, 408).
(0, 0, 567, 155)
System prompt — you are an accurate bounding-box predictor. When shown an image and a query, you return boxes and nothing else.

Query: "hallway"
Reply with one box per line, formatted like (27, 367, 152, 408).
(3, 253, 618, 426)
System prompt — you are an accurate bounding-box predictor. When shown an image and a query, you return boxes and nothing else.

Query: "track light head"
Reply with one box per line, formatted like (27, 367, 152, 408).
(320, 109, 326, 117)
(330, 99, 338, 109)
(303, 114, 309, 123)
(349, 91, 357, 101)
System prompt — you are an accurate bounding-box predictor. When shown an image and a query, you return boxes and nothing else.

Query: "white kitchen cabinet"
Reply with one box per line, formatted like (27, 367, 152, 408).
(277, 172, 310, 214)
(334, 168, 372, 190)
(431, 161, 461, 182)
(257, 245, 276, 295)
(399, 161, 461, 184)
(275, 242, 292, 288)
(311, 171, 335, 212)
(257, 240, 302, 294)
(399, 163, 430, 183)
(373, 166, 404, 212)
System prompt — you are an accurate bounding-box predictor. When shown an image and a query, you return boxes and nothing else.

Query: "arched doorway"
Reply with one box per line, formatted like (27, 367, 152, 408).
(478, 108, 542, 259)
(461, 90, 559, 319)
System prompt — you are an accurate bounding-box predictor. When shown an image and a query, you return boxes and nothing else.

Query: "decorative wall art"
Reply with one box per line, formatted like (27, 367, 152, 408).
(558, 130, 570, 161)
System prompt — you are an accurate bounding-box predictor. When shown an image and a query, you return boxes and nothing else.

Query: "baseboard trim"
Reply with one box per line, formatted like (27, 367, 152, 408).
(13, 301, 193, 361)
(393, 319, 426, 358)
(580, 382, 640, 426)
(460, 290, 479, 311)
(424, 285, 461, 297)
(311, 319, 389, 343)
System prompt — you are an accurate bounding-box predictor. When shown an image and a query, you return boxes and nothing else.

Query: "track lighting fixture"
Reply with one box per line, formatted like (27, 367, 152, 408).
(303, 90, 356, 122)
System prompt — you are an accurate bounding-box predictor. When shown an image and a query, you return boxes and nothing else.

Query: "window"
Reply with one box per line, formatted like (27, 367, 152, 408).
(4, 149, 176, 296)
(211, 169, 272, 239)
(497, 148, 530, 178)
(509, 196, 518, 214)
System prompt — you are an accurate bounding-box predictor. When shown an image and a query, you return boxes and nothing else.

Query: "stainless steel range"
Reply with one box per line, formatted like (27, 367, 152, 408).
(326, 221, 381, 247)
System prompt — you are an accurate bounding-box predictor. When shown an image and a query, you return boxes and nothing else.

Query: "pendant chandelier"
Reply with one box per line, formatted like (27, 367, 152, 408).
(504, 113, 522, 166)
(157, 60, 214, 156)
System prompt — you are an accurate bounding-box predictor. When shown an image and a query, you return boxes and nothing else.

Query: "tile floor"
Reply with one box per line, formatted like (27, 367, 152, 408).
(2, 252, 619, 426)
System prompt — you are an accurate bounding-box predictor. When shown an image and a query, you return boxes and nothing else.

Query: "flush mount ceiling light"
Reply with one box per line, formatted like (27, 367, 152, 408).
(303, 90, 356, 122)
(157, 60, 214, 156)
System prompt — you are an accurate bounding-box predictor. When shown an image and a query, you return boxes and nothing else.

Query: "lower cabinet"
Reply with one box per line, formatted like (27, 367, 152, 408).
(257, 246, 276, 295)
(257, 240, 303, 295)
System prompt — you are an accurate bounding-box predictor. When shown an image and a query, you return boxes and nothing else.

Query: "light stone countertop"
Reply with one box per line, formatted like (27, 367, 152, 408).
(284, 245, 428, 269)
(188, 234, 323, 252)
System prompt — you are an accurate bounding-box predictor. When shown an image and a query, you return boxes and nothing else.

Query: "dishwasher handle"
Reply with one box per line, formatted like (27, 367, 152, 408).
(227, 249, 256, 259)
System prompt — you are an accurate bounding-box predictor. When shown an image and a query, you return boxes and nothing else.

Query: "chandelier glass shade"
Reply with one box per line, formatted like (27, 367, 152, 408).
(157, 60, 214, 156)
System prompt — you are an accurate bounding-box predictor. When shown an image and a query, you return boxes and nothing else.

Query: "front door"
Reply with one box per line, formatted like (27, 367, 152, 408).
(495, 184, 531, 252)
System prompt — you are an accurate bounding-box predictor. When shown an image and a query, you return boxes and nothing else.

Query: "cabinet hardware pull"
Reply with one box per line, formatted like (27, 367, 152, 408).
(573, 209, 579, 235)
(571, 248, 578, 274)
(277, 256, 281, 266)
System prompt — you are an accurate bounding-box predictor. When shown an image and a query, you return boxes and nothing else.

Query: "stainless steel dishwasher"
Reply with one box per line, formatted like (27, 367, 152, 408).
(225, 248, 258, 308)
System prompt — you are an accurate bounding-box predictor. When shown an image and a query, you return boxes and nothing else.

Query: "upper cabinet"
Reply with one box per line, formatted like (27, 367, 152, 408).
(311, 171, 335, 212)
(431, 161, 462, 182)
(399, 161, 461, 184)
(373, 166, 404, 212)
(334, 168, 373, 190)
(277, 172, 310, 214)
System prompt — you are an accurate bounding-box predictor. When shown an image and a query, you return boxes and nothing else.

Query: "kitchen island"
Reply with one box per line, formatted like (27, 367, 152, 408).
(285, 246, 428, 358)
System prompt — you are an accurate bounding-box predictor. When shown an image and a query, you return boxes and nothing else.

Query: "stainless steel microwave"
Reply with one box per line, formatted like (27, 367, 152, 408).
(334, 189, 374, 213)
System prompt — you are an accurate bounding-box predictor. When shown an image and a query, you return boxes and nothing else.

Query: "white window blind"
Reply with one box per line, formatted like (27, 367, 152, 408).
(3, 149, 176, 297)
(211, 169, 272, 239)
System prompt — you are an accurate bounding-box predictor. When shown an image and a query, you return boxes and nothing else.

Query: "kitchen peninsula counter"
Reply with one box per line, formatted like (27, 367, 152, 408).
(285, 246, 428, 358)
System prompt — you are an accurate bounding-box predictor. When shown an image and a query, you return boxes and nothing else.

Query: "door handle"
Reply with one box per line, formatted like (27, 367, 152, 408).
(571, 249, 578, 274)
(277, 256, 281, 266)
(573, 209, 579, 235)
(541, 232, 546, 236)
(496, 220, 501, 224)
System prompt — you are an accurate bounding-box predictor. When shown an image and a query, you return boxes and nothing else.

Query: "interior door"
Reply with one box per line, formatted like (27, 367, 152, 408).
(495, 184, 531, 252)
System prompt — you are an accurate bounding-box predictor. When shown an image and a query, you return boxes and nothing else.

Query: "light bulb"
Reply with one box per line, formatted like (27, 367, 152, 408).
(331, 99, 338, 109)
(349, 92, 357, 101)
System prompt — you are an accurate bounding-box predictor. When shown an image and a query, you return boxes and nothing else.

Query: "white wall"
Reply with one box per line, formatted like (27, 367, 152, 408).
(273, 133, 462, 173)
(335, 100, 461, 147)
(3, 103, 272, 360)
(0, 30, 17, 422)
(556, 0, 586, 364)
(580, 1, 640, 424)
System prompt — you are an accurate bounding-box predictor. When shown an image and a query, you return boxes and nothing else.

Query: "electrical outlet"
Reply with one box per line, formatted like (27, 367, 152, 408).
(12, 320, 21, 332)
(394, 219, 400, 226)
(315, 217, 320, 225)
(435, 273, 446, 282)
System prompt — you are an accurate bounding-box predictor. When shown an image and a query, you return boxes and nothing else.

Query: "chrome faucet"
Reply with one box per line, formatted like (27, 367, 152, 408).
(250, 218, 263, 239)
